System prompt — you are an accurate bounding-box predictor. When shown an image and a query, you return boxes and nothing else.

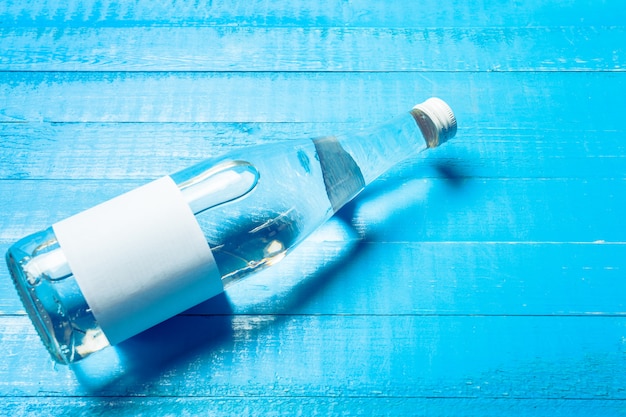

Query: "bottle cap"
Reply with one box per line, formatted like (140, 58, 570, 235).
(411, 98, 457, 147)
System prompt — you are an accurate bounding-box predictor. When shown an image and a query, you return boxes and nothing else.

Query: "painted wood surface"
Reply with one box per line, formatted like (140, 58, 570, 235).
(1, 0, 625, 416)
(2, 26, 623, 71)
(1, 0, 624, 27)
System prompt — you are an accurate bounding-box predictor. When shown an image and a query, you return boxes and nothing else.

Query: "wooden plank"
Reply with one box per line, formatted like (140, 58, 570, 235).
(1, 397, 624, 417)
(2, 238, 625, 316)
(1, 314, 626, 399)
(1, 72, 624, 127)
(0, 178, 622, 242)
(1, 0, 624, 28)
(0, 123, 624, 180)
(1, 26, 623, 72)
(211, 241, 626, 316)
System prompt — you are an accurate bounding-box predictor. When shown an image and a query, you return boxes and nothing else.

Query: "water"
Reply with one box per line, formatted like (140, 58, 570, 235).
(182, 139, 342, 286)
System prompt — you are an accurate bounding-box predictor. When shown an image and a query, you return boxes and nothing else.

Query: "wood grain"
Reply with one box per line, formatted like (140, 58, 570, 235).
(0, 178, 622, 242)
(1, 123, 625, 180)
(1, 0, 624, 27)
(1, 314, 626, 398)
(2, 398, 625, 417)
(1, 26, 623, 71)
(1, 72, 624, 124)
(2, 239, 625, 316)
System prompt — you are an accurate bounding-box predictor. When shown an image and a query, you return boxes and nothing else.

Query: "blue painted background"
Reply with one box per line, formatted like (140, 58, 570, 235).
(1, 1, 625, 415)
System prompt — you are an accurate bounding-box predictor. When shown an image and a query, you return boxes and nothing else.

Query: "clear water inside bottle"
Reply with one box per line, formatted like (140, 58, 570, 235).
(180, 139, 341, 287)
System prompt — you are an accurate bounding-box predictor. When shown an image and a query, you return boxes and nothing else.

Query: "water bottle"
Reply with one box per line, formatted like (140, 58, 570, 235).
(5, 98, 457, 363)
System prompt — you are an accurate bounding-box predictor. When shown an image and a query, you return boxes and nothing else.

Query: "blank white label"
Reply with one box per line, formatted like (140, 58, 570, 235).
(53, 176, 223, 345)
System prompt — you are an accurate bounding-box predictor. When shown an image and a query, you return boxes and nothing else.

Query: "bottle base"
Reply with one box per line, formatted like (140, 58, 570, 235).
(6, 247, 70, 364)
(5, 228, 110, 364)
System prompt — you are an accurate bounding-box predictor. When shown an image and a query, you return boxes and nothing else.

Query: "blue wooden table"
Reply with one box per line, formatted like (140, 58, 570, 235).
(1, 1, 625, 415)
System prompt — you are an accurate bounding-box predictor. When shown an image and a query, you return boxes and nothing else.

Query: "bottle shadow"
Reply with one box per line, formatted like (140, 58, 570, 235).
(72, 155, 472, 395)
(72, 216, 362, 393)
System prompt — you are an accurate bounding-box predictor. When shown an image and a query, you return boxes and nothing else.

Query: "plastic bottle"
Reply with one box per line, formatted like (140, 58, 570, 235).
(5, 98, 457, 363)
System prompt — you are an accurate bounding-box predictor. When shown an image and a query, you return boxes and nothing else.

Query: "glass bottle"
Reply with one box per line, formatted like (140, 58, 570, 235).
(5, 98, 456, 364)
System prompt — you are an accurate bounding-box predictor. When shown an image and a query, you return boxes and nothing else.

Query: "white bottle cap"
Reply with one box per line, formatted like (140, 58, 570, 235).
(412, 97, 457, 147)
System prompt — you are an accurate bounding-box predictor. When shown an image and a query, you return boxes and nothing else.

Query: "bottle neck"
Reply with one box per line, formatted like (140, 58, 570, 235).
(333, 111, 427, 186)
